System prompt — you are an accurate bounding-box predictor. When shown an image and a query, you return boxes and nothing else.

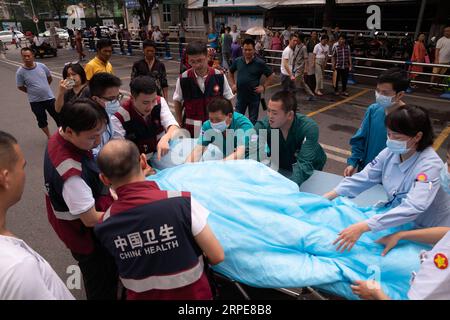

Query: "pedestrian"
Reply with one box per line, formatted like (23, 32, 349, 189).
(178, 22, 187, 59)
(231, 40, 243, 65)
(230, 25, 240, 43)
(11, 27, 21, 49)
(312, 34, 329, 96)
(75, 29, 86, 61)
(151, 26, 163, 42)
(280, 34, 299, 93)
(331, 34, 352, 96)
(44, 99, 119, 300)
(305, 31, 318, 94)
(207, 27, 219, 50)
(271, 31, 282, 51)
(429, 26, 450, 89)
(409, 33, 428, 88)
(16, 47, 60, 138)
(131, 39, 169, 100)
(0, 131, 75, 300)
(55, 62, 90, 113)
(281, 26, 292, 48)
(123, 28, 132, 56)
(292, 34, 315, 100)
(221, 27, 232, 70)
(84, 38, 114, 81)
(230, 38, 274, 124)
(94, 139, 224, 300)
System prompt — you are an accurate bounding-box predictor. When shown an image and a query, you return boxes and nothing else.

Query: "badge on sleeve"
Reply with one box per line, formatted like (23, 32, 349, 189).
(434, 253, 448, 270)
(416, 173, 428, 182)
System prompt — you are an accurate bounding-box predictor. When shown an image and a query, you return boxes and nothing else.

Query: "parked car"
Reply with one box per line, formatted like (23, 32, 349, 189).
(39, 28, 69, 41)
(0, 30, 25, 43)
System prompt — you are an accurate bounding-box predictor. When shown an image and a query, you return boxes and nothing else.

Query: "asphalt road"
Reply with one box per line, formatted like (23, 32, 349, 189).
(0, 44, 448, 300)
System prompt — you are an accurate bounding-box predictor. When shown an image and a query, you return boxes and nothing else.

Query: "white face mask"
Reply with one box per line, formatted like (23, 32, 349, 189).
(210, 120, 228, 132)
(105, 100, 120, 115)
(375, 91, 395, 108)
(386, 137, 410, 155)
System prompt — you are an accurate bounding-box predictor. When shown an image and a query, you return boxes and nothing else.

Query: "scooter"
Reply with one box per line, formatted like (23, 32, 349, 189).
(31, 42, 57, 58)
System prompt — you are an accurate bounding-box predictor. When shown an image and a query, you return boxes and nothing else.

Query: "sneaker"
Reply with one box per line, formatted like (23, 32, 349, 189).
(342, 92, 349, 97)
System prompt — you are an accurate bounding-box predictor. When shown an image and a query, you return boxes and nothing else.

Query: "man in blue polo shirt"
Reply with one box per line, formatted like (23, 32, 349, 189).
(185, 98, 254, 162)
(229, 38, 274, 124)
(16, 47, 59, 138)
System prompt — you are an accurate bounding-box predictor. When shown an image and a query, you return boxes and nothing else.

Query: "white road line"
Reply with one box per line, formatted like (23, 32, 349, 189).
(325, 153, 347, 164)
(0, 58, 62, 79)
(320, 143, 351, 156)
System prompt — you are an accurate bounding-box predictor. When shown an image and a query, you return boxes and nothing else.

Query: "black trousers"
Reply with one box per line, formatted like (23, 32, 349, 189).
(334, 68, 349, 92)
(71, 245, 119, 300)
(30, 99, 60, 128)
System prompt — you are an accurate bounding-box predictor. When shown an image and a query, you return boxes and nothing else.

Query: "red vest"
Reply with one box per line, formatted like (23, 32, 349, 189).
(180, 67, 225, 137)
(114, 97, 165, 156)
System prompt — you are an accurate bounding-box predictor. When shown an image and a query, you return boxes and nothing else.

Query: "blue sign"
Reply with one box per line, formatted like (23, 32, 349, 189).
(125, 0, 141, 9)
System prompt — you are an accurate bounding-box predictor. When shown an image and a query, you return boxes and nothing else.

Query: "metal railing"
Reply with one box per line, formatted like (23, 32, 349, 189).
(261, 48, 450, 89)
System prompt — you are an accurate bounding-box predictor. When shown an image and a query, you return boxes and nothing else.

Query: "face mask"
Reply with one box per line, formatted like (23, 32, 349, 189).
(386, 137, 410, 155)
(210, 120, 228, 132)
(440, 164, 450, 194)
(105, 100, 120, 115)
(375, 91, 395, 108)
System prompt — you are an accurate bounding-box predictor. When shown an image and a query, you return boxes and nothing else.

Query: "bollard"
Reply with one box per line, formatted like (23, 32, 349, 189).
(164, 36, 172, 60)
(440, 76, 450, 100)
(347, 57, 357, 85)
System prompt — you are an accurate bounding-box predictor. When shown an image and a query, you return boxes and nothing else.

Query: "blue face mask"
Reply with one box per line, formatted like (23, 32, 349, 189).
(210, 120, 228, 132)
(386, 137, 410, 155)
(440, 164, 450, 194)
(375, 91, 395, 108)
(105, 100, 120, 115)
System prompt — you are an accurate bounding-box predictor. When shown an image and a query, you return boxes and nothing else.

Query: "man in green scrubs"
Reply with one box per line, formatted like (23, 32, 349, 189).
(254, 91, 327, 186)
(185, 98, 254, 162)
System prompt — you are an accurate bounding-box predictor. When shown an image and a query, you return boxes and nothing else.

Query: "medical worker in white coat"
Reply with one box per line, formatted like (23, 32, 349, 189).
(324, 105, 450, 252)
(351, 227, 450, 300)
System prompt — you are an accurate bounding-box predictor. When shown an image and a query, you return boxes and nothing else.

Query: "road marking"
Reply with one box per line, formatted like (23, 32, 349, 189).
(433, 125, 450, 151)
(306, 89, 370, 117)
(0, 58, 63, 79)
(325, 153, 347, 164)
(320, 143, 351, 156)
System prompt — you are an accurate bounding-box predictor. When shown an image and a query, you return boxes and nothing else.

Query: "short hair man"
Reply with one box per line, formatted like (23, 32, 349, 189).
(16, 47, 60, 138)
(186, 97, 254, 163)
(254, 91, 327, 186)
(0, 131, 74, 300)
(84, 38, 114, 81)
(43, 99, 118, 300)
(95, 139, 224, 300)
(130, 39, 169, 100)
(229, 38, 274, 124)
(89, 72, 124, 158)
(173, 41, 234, 138)
(112, 76, 179, 165)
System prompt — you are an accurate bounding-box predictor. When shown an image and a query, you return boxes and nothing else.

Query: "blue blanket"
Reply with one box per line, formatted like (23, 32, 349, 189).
(148, 160, 429, 300)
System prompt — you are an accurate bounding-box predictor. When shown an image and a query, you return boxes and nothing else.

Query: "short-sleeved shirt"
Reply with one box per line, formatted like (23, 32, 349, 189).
(208, 33, 218, 49)
(84, 56, 114, 81)
(408, 231, 450, 300)
(16, 62, 54, 103)
(280, 46, 295, 76)
(0, 235, 75, 300)
(313, 43, 329, 59)
(230, 56, 273, 102)
(198, 112, 254, 156)
(63, 85, 90, 106)
(436, 36, 450, 63)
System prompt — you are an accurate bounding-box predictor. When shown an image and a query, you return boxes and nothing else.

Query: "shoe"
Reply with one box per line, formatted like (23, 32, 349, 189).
(334, 91, 341, 96)
(315, 91, 323, 96)
(307, 96, 315, 101)
(342, 92, 349, 97)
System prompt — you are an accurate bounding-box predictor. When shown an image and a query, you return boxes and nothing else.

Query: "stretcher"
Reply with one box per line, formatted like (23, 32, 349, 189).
(149, 142, 424, 300)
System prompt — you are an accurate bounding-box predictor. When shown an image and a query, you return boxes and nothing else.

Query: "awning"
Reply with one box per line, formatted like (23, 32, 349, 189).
(187, 0, 286, 10)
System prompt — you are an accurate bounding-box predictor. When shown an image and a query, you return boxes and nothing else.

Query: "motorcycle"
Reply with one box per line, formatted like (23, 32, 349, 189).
(31, 42, 57, 58)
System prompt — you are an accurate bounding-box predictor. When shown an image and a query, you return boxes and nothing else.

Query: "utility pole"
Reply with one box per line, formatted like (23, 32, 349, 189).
(29, 0, 40, 34)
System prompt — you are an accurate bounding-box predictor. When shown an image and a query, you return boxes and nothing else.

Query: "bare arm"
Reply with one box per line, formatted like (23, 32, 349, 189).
(223, 145, 246, 161)
(391, 227, 450, 245)
(47, 76, 53, 85)
(435, 48, 440, 64)
(163, 87, 169, 101)
(195, 224, 224, 265)
(18, 86, 27, 93)
(79, 206, 104, 228)
(185, 145, 206, 163)
(262, 73, 275, 88)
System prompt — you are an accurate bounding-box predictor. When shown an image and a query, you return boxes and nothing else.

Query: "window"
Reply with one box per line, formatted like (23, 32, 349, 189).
(163, 4, 171, 23)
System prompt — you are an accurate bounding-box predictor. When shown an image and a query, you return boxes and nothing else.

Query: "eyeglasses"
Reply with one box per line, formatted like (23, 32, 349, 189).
(64, 60, 80, 66)
(101, 93, 124, 102)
